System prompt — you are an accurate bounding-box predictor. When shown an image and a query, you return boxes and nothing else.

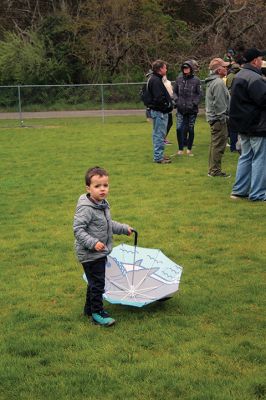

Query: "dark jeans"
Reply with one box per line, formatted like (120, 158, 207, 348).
(176, 113, 197, 150)
(82, 257, 107, 314)
(229, 129, 238, 152)
(165, 112, 173, 137)
(146, 108, 152, 119)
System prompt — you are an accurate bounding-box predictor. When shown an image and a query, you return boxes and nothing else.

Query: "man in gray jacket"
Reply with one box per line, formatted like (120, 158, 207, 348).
(205, 57, 230, 177)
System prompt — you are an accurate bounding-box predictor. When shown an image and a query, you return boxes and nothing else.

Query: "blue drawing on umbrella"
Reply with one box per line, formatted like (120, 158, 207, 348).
(103, 243, 183, 307)
(83, 231, 183, 307)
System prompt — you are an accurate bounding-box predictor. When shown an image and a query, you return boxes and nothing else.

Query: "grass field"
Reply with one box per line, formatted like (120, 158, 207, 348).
(0, 115, 265, 400)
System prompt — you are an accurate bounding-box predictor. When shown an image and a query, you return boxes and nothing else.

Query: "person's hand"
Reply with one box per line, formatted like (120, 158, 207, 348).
(127, 227, 134, 236)
(94, 241, 106, 251)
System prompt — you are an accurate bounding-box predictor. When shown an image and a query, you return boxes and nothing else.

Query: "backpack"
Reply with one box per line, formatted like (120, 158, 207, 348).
(139, 78, 152, 107)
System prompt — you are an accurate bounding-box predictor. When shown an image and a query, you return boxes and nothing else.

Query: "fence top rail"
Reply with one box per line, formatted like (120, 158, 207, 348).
(0, 81, 205, 89)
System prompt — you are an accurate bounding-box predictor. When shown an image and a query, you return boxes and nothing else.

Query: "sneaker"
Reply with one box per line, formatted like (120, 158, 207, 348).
(208, 172, 231, 178)
(92, 311, 115, 327)
(230, 194, 248, 200)
(186, 150, 194, 157)
(177, 150, 184, 155)
(154, 158, 172, 164)
(88, 309, 110, 318)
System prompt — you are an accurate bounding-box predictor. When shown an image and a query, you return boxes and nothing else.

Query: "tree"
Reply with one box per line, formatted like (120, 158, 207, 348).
(0, 30, 70, 84)
(71, 0, 192, 82)
(191, 0, 266, 61)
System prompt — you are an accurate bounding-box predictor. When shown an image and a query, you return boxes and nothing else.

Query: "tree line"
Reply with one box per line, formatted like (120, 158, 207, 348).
(0, 0, 265, 85)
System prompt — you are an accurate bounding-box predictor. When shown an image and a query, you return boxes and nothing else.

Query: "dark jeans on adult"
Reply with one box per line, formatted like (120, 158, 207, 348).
(227, 122, 238, 152)
(82, 256, 107, 315)
(146, 108, 152, 120)
(208, 120, 228, 175)
(165, 112, 173, 138)
(176, 113, 197, 151)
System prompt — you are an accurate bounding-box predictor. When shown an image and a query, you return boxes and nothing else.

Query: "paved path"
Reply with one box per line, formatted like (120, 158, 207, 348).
(0, 109, 145, 120)
(0, 108, 205, 120)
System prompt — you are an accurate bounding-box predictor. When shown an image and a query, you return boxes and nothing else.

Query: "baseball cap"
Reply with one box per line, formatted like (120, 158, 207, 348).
(181, 63, 191, 69)
(209, 58, 230, 71)
(243, 48, 266, 63)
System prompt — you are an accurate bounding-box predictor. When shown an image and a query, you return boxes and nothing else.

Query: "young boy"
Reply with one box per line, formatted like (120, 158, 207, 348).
(73, 166, 133, 327)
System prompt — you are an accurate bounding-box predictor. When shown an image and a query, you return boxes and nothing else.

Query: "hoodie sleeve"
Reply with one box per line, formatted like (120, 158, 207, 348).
(73, 205, 99, 250)
(111, 220, 129, 235)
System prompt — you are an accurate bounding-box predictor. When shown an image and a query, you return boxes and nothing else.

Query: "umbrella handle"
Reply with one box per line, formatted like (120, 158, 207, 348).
(131, 229, 138, 247)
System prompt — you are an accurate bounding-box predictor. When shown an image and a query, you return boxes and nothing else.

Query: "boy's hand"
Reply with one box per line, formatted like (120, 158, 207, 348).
(94, 241, 106, 251)
(127, 227, 134, 236)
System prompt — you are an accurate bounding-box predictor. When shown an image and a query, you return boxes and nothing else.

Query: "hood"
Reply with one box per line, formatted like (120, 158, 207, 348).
(182, 60, 194, 71)
(205, 72, 219, 85)
(76, 194, 109, 210)
(181, 60, 194, 75)
(229, 63, 241, 73)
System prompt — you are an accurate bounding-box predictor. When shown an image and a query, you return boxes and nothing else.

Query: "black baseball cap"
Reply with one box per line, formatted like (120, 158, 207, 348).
(243, 48, 266, 63)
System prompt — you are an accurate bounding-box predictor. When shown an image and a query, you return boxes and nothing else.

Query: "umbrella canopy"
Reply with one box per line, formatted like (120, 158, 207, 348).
(104, 238, 182, 307)
(83, 231, 183, 307)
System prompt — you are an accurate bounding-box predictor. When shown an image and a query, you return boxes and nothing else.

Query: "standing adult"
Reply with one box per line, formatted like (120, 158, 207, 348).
(205, 58, 230, 177)
(162, 75, 174, 145)
(229, 48, 266, 201)
(226, 62, 242, 152)
(148, 60, 173, 164)
(144, 69, 153, 122)
(173, 60, 201, 156)
(261, 60, 266, 78)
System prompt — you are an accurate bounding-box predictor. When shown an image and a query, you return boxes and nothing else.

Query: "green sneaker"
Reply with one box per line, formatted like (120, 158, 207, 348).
(92, 311, 115, 327)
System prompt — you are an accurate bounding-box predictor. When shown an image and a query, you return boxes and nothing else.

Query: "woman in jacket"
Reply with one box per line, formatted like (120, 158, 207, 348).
(173, 61, 201, 156)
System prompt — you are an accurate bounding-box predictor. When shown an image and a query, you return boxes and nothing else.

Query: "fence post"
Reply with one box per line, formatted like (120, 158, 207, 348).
(100, 84, 105, 123)
(17, 85, 23, 127)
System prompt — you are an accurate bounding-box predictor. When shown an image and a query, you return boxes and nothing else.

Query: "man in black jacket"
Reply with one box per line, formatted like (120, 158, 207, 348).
(229, 48, 266, 201)
(147, 60, 173, 164)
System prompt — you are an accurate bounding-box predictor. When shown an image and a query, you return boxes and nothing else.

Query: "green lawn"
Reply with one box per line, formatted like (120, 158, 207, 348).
(0, 115, 265, 400)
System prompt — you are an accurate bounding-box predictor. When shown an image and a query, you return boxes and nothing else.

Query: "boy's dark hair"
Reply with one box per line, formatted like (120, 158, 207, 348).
(85, 166, 108, 185)
(152, 59, 167, 73)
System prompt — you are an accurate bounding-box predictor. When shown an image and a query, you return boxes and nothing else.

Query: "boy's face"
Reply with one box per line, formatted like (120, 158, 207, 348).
(86, 175, 109, 202)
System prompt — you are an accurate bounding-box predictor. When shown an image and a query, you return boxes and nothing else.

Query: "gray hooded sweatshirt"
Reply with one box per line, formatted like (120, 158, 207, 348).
(205, 73, 230, 123)
(73, 194, 129, 263)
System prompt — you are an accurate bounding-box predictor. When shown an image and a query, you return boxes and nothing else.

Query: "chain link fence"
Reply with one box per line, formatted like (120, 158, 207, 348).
(0, 82, 206, 127)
